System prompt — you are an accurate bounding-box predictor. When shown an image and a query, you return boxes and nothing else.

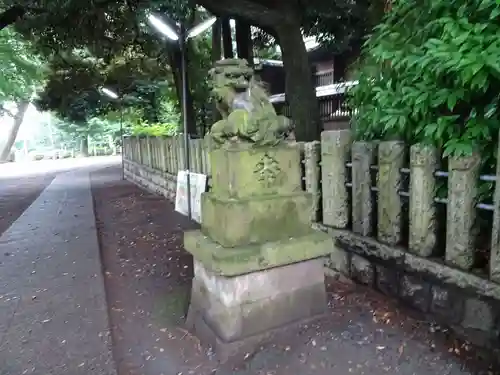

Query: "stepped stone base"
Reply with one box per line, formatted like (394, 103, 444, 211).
(184, 229, 333, 276)
(201, 192, 313, 248)
(185, 259, 327, 361)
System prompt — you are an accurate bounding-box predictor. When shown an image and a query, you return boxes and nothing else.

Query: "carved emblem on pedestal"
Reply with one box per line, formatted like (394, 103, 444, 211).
(254, 153, 281, 187)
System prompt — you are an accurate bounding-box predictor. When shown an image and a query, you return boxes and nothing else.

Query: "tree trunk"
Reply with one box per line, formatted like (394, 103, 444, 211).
(211, 19, 222, 125)
(235, 18, 253, 65)
(221, 17, 234, 58)
(0, 100, 29, 163)
(212, 18, 222, 62)
(167, 47, 197, 136)
(144, 90, 160, 123)
(276, 22, 321, 141)
(80, 137, 89, 157)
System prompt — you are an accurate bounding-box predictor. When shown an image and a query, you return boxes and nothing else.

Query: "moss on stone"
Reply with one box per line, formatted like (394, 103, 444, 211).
(201, 192, 313, 247)
(210, 144, 302, 199)
(184, 230, 332, 276)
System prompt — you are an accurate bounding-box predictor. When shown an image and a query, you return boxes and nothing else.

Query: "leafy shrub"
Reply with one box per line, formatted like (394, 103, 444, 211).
(349, 0, 500, 166)
(131, 123, 178, 137)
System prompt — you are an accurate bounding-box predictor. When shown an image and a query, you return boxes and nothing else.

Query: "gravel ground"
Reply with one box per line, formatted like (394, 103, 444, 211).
(91, 166, 499, 375)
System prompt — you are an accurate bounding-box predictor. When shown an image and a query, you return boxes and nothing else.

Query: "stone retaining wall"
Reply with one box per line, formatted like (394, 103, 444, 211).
(124, 159, 177, 201)
(317, 224, 500, 350)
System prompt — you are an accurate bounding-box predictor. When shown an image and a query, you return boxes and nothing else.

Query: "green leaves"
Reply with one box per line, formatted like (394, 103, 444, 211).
(8, 0, 214, 137)
(35, 54, 104, 123)
(349, 0, 500, 163)
(0, 27, 45, 104)
(131, 123, 178, 136)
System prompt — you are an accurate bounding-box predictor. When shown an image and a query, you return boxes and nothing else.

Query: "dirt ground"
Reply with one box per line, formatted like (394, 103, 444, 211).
(91, 167, 219, 375)
(91, 166, 499, 375)
(0, 174, 56, 236)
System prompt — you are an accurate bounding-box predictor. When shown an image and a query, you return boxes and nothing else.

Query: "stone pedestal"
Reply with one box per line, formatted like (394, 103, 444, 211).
(186, 259, 326, 360)
(184, 143, 332, 360)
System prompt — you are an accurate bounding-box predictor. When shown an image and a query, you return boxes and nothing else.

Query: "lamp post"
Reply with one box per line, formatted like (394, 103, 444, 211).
(147, 13, 216, 221)
(100, 87, 125, 180)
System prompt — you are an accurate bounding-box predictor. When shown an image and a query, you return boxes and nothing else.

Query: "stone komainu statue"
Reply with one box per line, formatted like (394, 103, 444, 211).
(208, 58, 290, 147)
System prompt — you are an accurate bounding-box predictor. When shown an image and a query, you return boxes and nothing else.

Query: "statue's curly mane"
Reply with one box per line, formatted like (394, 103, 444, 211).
(209, 58, 276, 118)
(207, 58, 290, 148)
(248, 76, 269, 96)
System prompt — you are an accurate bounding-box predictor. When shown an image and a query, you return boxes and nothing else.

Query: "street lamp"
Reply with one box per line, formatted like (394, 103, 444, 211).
(147, 13, 216, 221)
(100, 86, 124, 180)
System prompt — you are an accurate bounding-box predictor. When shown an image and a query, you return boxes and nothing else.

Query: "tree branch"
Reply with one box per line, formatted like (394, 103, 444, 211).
(0, 105, 15, 118)
(197, 0, 291, 27)
(0, 0, 123, 31)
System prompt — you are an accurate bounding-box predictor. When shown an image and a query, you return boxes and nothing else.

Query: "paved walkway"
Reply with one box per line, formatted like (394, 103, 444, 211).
(0, 167, 116, 375)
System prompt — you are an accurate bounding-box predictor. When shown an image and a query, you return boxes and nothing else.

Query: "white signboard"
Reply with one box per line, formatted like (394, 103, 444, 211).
(175, 170, 207, 223)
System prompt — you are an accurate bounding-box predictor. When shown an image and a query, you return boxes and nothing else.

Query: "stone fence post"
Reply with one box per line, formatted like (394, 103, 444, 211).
(155, 137, 161, 169)
(129, 137, 135, 161)
(146, 136, 153, 167)
(159, 137, 167, 172)
(153, 137, 159, 168)
(131, 137, 138, 162)
(377, 141, 404, 245)
(445, 153, 479, 270)
(195, 139, 204, 173)
(151, 137, 158, 169)
(409, 144, 438, 257)
(169, 137, 174, 170)
(122, 137, 129, 160)
(321, 130, 351, 228)
(138, 137, 145, 165)
(304, 141, 321, 223)
(189, 139, 197, 173)
(169, 137, 174, 171)
(491, 131, 500, 283)
(351, 141, 375, 236)
(177, 135, 186, 171)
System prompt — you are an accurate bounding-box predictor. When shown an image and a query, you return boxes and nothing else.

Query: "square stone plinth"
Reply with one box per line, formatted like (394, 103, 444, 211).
(186, 259, 327, 360)
(210, 144, 302, 199)
(201, 192, 313, 247)
(184, 229, 333, 276)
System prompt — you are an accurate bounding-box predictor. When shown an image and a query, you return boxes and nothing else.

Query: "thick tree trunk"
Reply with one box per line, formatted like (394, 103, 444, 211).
(235, 19, 253, 64)
(211, 19, 222, 125)
(144, 90, 160, 123)
(276, 23, 321, 141)
(0, 100, 29, 163)
(221, 17, 234, 58)
(197, 0, 321, 140)
(80, 137, 89, 157)
(212, 19, 222, 62)
(168, 47, 197, 136)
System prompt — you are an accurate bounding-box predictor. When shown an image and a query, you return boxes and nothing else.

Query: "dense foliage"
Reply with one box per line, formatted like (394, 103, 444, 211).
(0, 25, 46, 161)
(302, 0, 384, 55)
(2, 0, 213, 140)
(1, 0, 382, 142)
(132, 123, 178, 136)
(0, 27, 44, 109)
(350, 0, 500, 165)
